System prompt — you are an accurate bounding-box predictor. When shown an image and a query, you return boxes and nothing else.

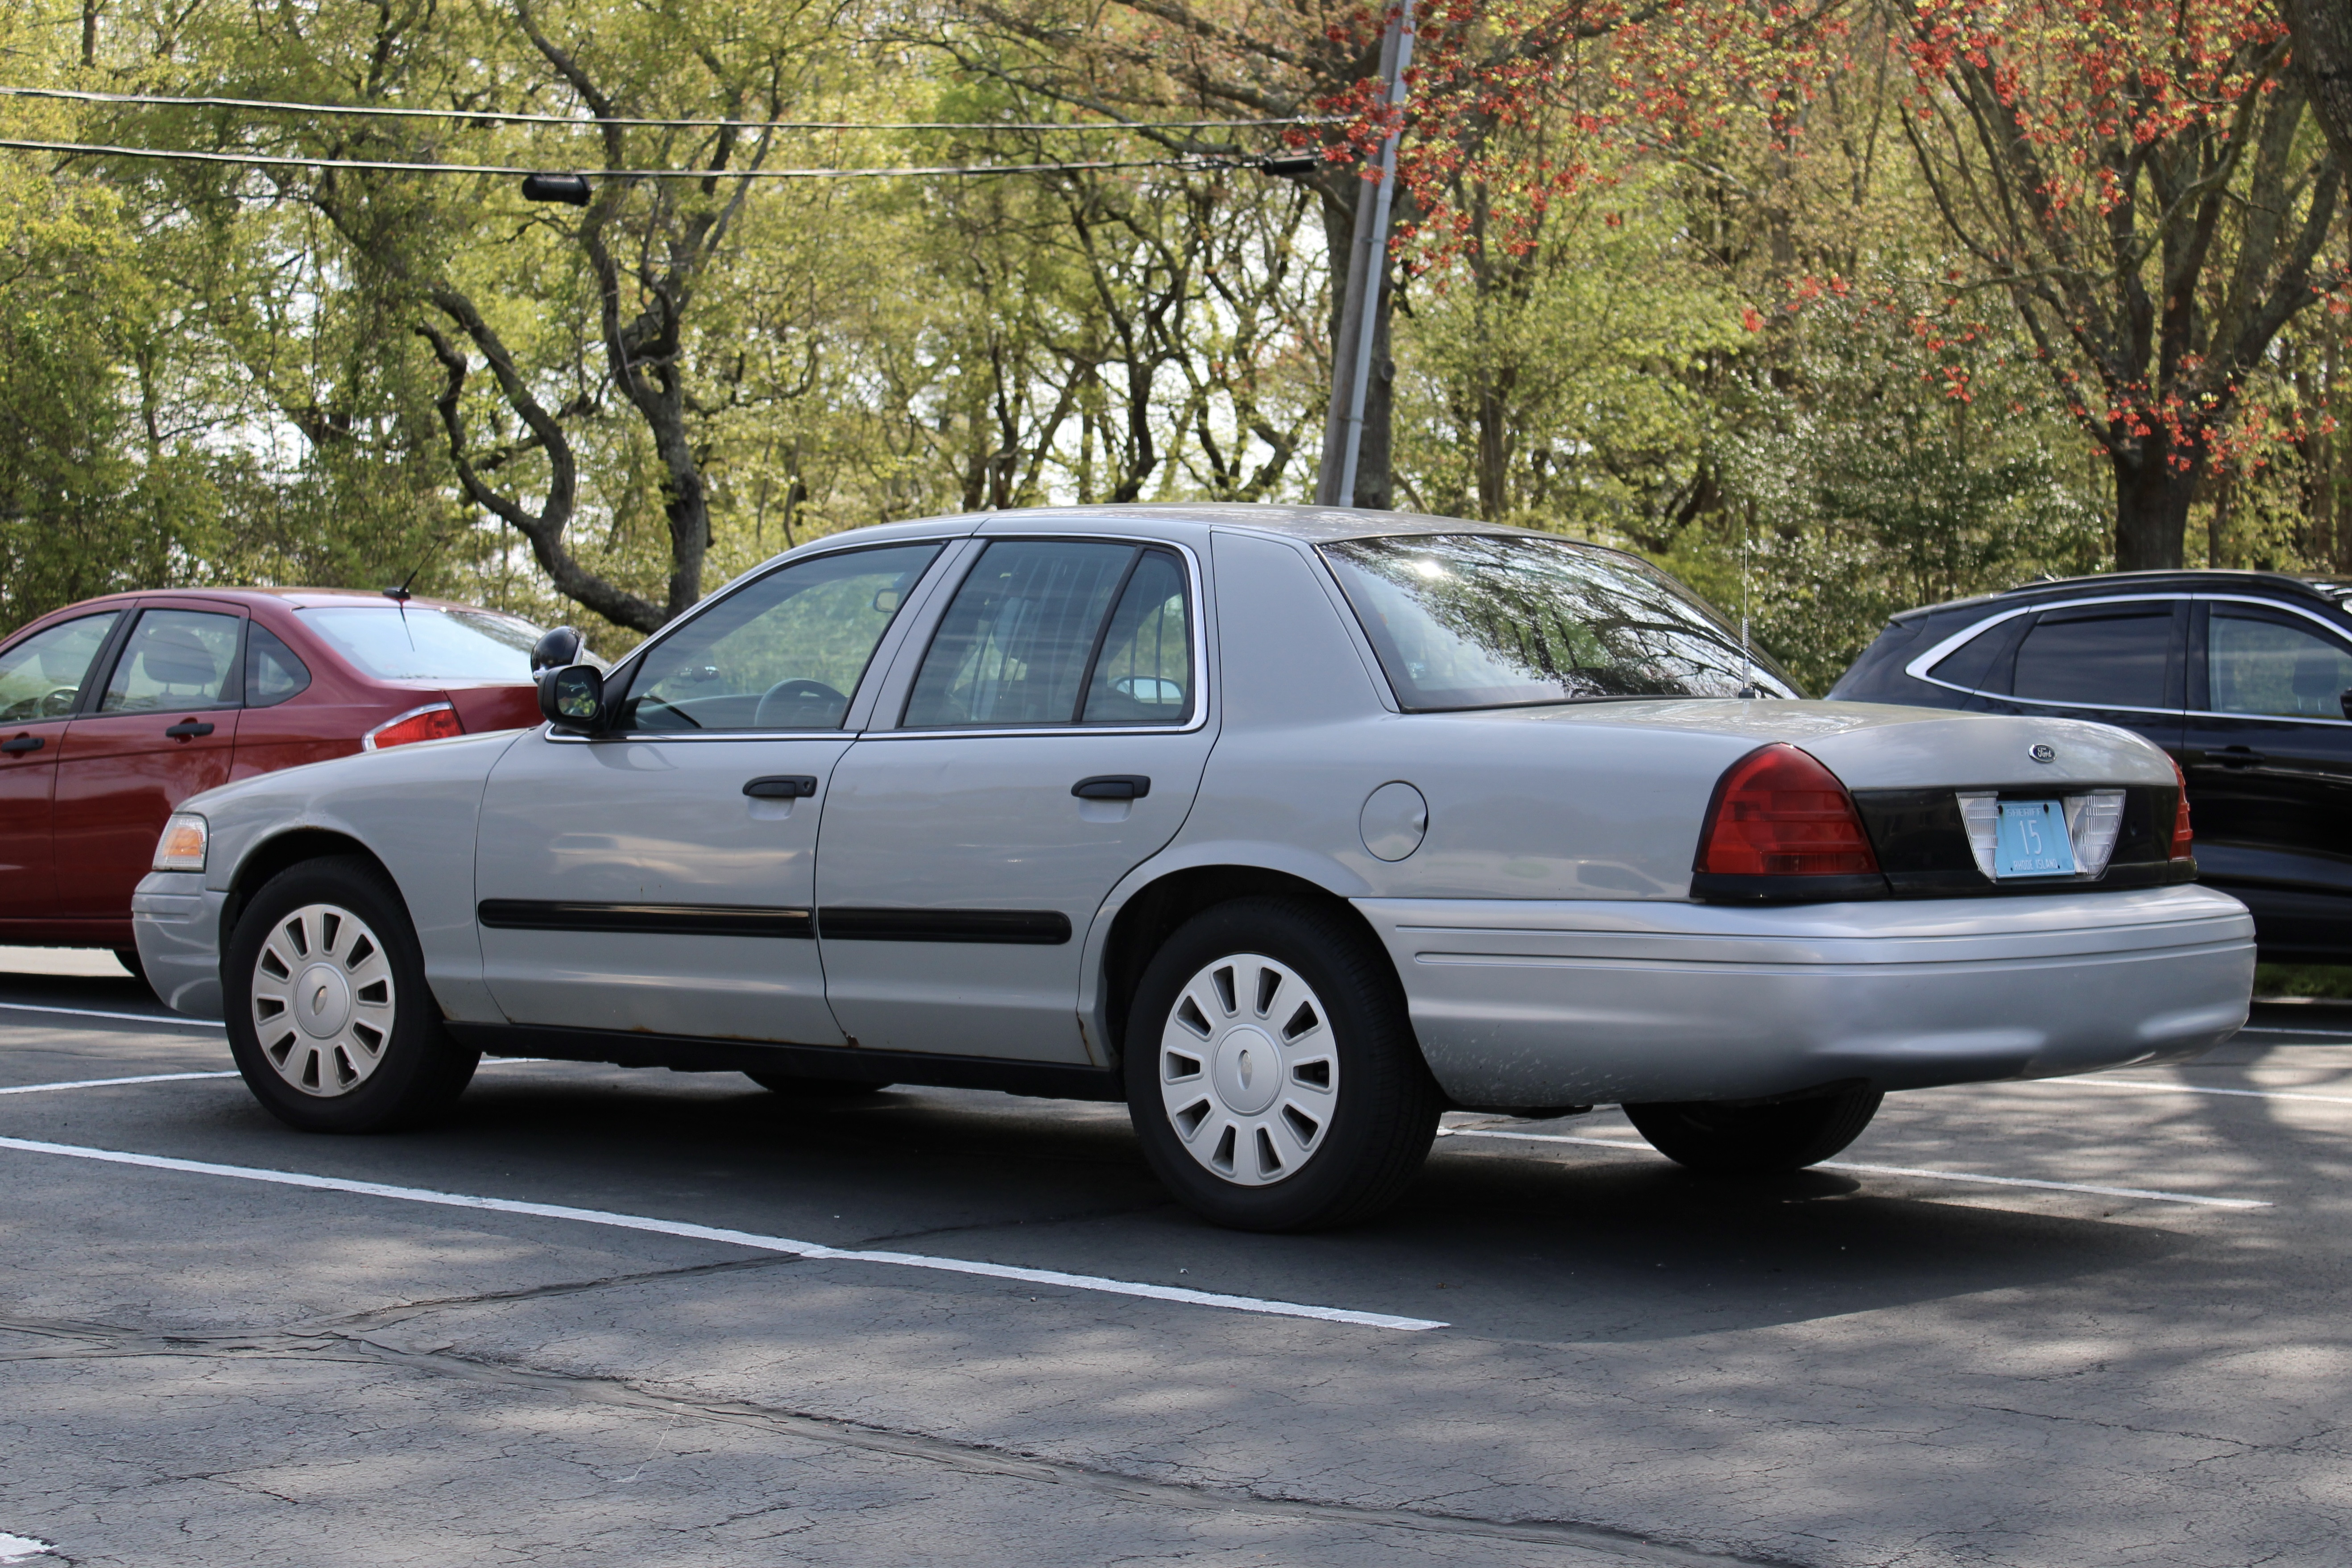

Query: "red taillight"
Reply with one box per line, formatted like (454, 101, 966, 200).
(1696, 743, 1880, 877)
(2168, 754, 2194, 860)
(363, 701, 464, 752)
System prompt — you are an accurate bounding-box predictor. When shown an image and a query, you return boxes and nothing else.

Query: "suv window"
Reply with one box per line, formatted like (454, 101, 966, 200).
(0, 612, 121, 722)
(2011, 604, 2174, 710)
(99, 609, 242, 712)
(615, 543, 940, 732)
(904, 541, 1160, 728)
(2210, 609, 2352, 719)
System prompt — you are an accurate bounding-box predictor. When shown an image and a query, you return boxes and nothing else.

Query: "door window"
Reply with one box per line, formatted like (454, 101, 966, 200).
(2011, 606, 2173, 709)
(1081, 550, 1193, 723)
(903, 541, 1139, 727)
(97, 609, 242, 712)
(614, 543, 940, 732)
(245, 625, 312, 707)
(2209, 611, 2352, 719)
(0, 612, 121, 722)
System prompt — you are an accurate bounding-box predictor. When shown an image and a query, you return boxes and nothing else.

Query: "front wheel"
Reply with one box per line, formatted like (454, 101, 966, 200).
(224, 856, 479, 1133)
(1124, 897, 1440, 1231)
(1622, 1088, 1883, 1176)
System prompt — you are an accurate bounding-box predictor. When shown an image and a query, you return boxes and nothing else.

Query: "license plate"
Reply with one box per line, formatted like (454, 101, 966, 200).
(1993, 798, 2076, 878)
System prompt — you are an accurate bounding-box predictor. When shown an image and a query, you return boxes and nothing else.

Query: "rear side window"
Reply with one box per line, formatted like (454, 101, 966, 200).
(245, 625, 312, 707)
(2210, 611, 2352, 718)
(0, 612, 120, 721)
(99, 609, 242, 712)
(2011, 606, 2174, 710)
(905, 541, 1147, 727)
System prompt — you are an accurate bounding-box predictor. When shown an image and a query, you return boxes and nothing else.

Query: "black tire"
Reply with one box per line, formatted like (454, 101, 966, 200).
(1622, 1088, 1884, 1176)
(224, 855, 479, 1133)
(1123, 896, 1441, 1231)
(112, 947, 148, 985)
(745, 1072, 891, 1100)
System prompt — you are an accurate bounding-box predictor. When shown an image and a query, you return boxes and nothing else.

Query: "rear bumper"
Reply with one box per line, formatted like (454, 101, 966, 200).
(1358, 886, 2255, 1107)
(130, 873, 227, 1020)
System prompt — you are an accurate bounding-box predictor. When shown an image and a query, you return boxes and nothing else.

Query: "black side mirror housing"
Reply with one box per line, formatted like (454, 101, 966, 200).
(2340, 688, 2352, 724)
(538, 664, 607, 732)
(531, 625, 584, 675)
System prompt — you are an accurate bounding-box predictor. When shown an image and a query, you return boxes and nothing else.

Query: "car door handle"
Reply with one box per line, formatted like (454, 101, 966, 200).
(164, 719, 215, 740)
(0, 735, 41, 754)
(1072, 774, 1151, 801)
(743, 775, 820, 799)
(2208, 746, 2267, 768)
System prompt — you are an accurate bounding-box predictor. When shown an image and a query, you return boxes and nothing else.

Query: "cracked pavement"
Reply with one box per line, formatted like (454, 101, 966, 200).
(2, 960, 2349, 1566)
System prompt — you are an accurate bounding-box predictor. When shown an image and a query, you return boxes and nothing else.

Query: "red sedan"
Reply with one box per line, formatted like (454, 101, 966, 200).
(0, 587, 561, 968)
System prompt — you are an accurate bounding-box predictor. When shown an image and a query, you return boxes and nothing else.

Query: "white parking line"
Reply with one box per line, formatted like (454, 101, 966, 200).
(2234, 1025, 2352, 1037)
(0, 1001, 221, 1028)
(0, 1530, 54, 1562)
(0, 1071, 240, 1096)
(0, 1135, 1448, 1332)
(1436, 1128, 2269, 1209)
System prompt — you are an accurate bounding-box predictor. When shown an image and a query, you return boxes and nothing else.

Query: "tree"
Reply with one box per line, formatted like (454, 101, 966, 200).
(1898, 0, 2347, 569)
(2278, 0, 2352, 173)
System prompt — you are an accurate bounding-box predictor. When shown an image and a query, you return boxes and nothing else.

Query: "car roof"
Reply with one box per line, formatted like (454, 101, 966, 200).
(22, 586, 533, 619)
(1889, 568, 2352, 625)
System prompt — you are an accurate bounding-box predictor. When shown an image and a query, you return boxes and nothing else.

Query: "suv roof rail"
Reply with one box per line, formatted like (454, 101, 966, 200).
(1995, 568, 2340, 601)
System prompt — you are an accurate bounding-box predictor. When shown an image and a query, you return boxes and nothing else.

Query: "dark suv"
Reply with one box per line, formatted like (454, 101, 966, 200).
(1831, 569, 2352, 963)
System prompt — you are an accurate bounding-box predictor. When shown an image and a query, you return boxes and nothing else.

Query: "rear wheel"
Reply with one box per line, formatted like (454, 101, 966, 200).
(1124, 896, 1440, 1231)
(745, 1072, 890, 1100)
(112, 946, 147, 985)
(224, 856, 479, 1133)
(1622, 1088, 1883, 1176)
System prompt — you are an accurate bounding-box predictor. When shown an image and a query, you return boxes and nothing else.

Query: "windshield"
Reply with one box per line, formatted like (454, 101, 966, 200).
(1321, 534, 1801, 711)
(300, 605, 546, 683)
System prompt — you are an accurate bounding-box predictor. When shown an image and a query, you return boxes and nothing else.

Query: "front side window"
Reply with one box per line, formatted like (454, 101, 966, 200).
(301, 605, 543, 682)
(904, 541, 1144, 727)
(2011, 605, 2174, 710)
(1320, 534, 1799, 711)
(615, 543, 942, 732)
(0, 612, 120, 722)
(2210, 611, 2352, 719)
(99, 609, 242, 713)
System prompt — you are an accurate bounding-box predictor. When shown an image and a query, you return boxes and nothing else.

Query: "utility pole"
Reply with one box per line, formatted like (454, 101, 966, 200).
(1314, 0, 1414, 509)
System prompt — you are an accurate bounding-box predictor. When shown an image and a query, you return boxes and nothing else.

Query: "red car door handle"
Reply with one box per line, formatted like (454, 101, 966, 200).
(0, 735, 41, 754)
(164, 719, 215, 740)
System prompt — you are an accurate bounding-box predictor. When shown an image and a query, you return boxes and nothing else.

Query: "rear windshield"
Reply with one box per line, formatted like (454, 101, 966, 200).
(1321, 534, 1800, 711)
(299, 605, 545, 683)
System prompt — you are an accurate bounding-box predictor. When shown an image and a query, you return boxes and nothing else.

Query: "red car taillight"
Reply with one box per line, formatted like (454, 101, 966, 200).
(363, 701, 464, 752)
(1696, 743, 1880, 877)
(2169, 754, 2194, 860)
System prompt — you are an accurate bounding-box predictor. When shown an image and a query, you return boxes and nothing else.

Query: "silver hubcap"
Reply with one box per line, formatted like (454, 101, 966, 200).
(1159, 952, 1338, 1186)
(250, 903, 396, 1097)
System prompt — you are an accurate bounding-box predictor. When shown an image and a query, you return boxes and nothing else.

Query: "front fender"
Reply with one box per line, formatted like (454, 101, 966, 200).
(192, 728, 528, 1024)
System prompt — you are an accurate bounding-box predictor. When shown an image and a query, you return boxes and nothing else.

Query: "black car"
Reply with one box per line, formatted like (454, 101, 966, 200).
(1831, 569, 2352, 963)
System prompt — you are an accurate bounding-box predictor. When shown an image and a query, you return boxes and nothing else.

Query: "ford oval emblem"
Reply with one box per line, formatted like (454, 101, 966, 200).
(2029, 743, 2056, 764)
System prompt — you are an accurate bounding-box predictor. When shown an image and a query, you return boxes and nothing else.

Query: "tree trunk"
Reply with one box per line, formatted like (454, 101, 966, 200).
(2282, 0, 2352, 172)
(2110, 440, 2196, 571)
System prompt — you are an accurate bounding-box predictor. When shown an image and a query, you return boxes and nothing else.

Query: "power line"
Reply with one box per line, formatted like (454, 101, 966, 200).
(0, 85, 1333, 133)
(0, 135, 1312, 180)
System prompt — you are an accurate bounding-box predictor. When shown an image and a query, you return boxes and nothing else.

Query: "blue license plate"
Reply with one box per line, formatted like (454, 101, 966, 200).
(1993, 799, 2075, 878)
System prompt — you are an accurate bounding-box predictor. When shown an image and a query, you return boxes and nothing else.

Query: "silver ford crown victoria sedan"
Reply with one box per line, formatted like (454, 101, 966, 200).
(133, 507, 2256, 1230)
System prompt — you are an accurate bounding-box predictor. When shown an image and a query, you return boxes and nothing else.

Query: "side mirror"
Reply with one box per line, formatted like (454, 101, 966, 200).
(530, 625, 584, 675)
(2340, 689, 2352, 724)
(538, 664, 607, 732)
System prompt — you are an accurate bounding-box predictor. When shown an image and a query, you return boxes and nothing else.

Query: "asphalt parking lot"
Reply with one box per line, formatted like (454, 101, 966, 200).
(2, 952, 2348, 1568)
